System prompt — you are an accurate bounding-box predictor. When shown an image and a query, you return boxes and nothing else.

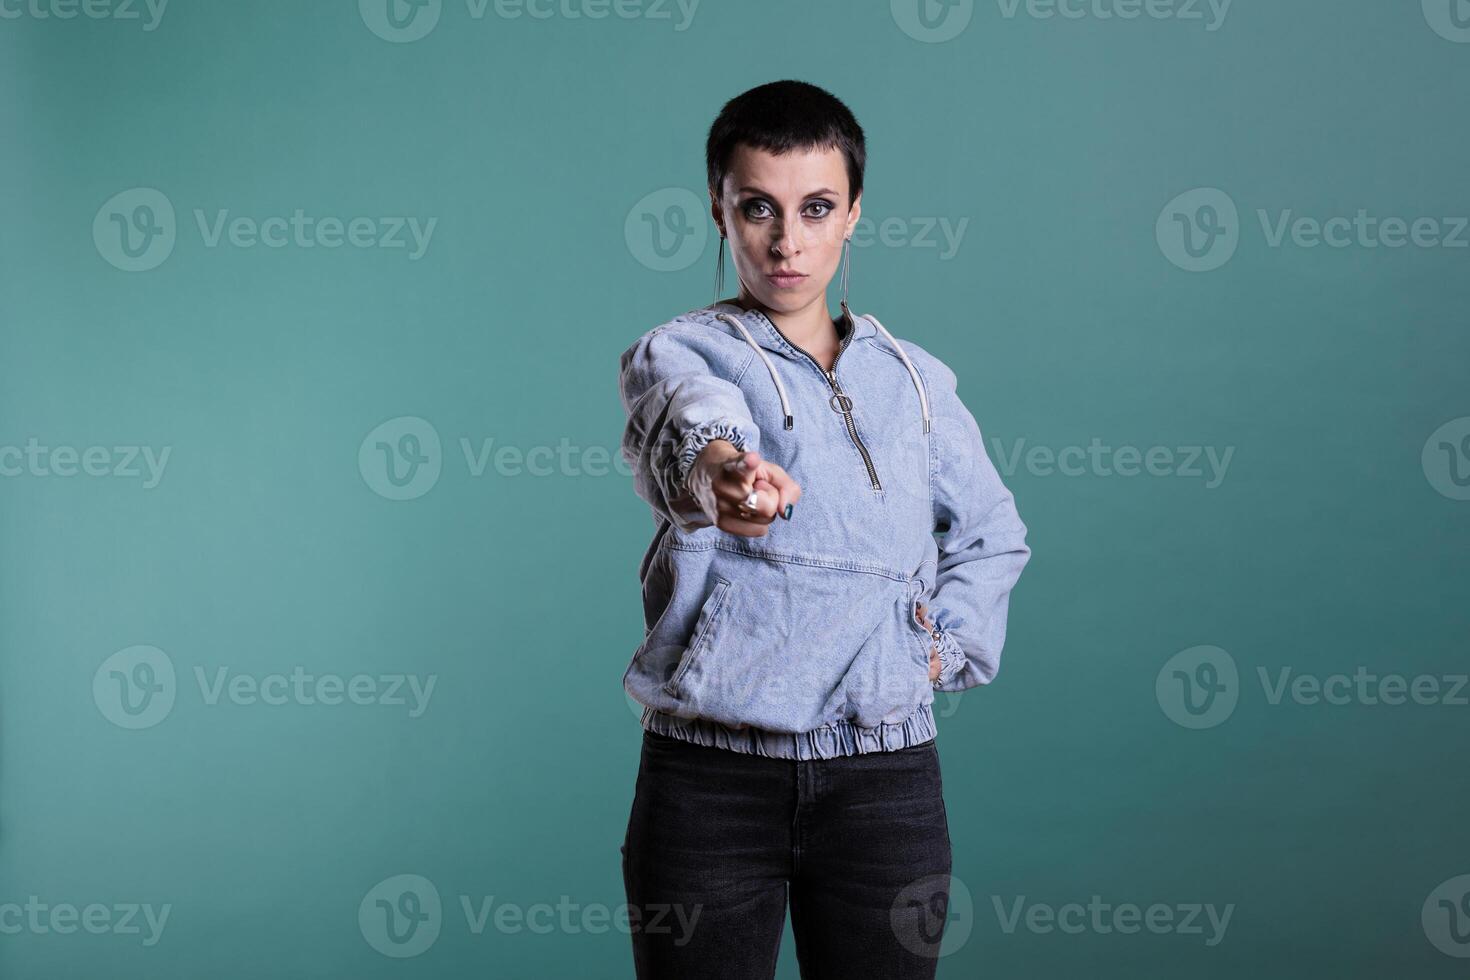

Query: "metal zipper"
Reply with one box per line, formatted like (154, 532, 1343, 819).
(824, 368, 882, 490)
(753, 308, 883, 491)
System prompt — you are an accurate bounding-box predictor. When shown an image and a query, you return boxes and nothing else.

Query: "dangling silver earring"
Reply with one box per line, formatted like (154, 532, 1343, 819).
(713, 233, 725, 305)
(838, 235, 853, 323)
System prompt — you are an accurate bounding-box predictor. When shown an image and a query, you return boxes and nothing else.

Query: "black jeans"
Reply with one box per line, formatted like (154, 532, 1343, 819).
(621, 729, 953, 979)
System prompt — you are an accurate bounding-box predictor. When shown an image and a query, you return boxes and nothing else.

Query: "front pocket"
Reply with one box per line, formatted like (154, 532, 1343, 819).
(907, 596, 937, 669)
(663, 556, 921, 734)
(838, 587, 942, 729)
(662, 577, 733, 698)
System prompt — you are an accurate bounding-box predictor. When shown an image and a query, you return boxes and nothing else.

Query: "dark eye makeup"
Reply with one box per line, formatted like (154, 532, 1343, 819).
(740, 198, 836, 221)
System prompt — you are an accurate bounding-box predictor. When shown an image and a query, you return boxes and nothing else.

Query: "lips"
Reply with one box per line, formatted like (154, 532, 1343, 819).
(766, 271, 807, 288)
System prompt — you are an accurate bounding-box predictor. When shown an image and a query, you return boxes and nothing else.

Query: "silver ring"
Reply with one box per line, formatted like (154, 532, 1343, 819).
(742, 490, 759, 510)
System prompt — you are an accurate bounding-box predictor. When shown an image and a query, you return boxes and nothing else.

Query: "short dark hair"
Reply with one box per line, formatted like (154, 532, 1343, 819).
(705, 80, 866, 204)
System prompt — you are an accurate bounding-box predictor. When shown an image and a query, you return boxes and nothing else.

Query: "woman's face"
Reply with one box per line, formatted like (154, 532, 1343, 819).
(711, 143, 862, 316)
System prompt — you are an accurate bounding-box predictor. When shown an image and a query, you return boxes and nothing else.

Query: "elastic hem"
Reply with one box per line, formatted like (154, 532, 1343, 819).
(639, 702, 938, 761)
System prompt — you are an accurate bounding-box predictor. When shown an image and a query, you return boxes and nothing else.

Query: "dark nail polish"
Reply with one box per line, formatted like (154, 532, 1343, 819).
(782, 503, 793, 520)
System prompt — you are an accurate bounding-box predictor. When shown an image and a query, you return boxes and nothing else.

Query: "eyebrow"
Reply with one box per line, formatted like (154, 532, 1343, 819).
(736, 186, 842, 199)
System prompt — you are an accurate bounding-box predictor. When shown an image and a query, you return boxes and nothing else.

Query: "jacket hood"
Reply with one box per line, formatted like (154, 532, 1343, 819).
(699, 301, 932, 437)
(706, 300, 876, 356)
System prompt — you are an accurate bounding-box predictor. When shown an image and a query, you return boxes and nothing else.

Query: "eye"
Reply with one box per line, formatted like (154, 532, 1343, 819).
(806, 201, 834, 219)
(742, 200, 773, 220)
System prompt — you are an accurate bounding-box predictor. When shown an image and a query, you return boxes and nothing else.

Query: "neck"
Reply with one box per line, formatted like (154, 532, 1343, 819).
(727, 289, 849, 369)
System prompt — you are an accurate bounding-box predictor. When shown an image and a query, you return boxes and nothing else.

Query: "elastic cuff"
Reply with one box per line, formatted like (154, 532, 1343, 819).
(931, 626, 966, 689)
(673, 419, 754, 493)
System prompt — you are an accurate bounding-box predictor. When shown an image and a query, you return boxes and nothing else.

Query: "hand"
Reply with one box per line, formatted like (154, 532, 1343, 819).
(915, 601, 941, 683)
(688, 441, 802, 537)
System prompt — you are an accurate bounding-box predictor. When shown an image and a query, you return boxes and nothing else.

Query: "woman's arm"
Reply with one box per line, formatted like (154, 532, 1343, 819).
(619, 324, 780, 533)
(921, 354, 1032, 692)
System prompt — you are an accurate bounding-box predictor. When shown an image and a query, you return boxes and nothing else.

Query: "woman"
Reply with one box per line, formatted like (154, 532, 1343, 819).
(617, 79, 1031, 979)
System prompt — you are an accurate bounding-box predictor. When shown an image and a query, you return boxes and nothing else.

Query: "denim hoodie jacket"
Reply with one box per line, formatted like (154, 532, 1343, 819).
(618, 301, 1031, 760)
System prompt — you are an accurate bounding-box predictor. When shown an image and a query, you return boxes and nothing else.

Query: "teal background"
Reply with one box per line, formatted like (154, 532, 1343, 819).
(3, 0, 1468, 976)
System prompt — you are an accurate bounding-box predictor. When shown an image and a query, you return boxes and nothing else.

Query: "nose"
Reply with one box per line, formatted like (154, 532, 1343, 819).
(769, 227, 798, 258)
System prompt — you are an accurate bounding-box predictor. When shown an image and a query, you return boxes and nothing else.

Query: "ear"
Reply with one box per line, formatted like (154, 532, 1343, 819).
(845, 191, 862, 239)
(708, 186, 726, 237)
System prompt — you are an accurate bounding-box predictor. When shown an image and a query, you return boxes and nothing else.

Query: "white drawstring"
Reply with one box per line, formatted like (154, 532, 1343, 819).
(715, 312, 794, 430)
(714, 308, 931, 436)
(860, 313, 932, 434)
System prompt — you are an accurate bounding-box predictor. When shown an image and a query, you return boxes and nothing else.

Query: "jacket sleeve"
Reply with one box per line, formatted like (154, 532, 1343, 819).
(619, 325, 763, 532)
(922, 356, 1031, 692)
